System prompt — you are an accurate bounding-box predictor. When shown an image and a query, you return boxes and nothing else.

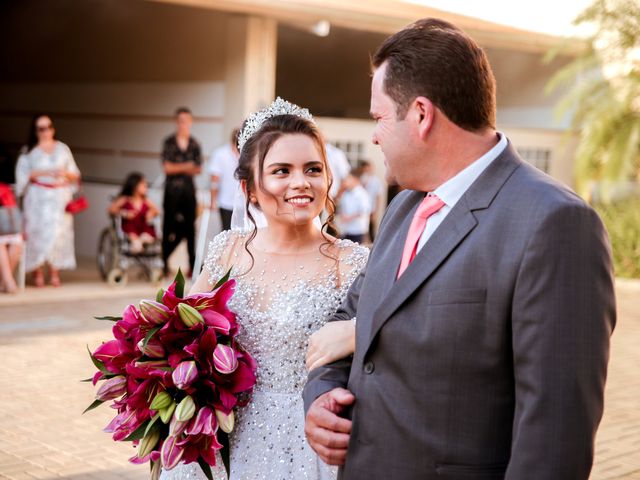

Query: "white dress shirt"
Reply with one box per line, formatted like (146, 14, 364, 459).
(416, 133, 508, 252)
(207, 144, 239, 210)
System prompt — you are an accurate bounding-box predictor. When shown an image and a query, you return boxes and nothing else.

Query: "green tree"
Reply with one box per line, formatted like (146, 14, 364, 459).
(546, 0, 640, 201)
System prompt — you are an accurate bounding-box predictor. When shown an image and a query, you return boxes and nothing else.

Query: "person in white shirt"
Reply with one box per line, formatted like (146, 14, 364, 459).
(337, 173, 371, 243)
(357, 160, 383, 242)
(207, 128, 240, 231)
(325, 143, 351, 201)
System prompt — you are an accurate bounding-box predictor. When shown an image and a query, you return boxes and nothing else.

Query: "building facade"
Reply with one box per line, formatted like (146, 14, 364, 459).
(0, 0, 580, 258)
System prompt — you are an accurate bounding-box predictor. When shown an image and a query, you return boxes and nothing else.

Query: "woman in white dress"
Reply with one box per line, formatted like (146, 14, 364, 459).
(161, 100, 366, 479)
(15, 114, 80, 286)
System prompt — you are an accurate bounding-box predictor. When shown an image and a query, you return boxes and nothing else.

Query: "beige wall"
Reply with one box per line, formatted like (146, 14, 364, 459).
(0, 0, 237, 258)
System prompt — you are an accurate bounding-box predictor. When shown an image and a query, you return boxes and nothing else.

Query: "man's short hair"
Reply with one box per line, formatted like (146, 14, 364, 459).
(372, 18, 496, 132)
(175, 107, 192, 117)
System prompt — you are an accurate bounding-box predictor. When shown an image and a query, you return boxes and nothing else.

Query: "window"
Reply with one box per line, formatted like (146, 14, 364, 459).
(518, 147, 551, 173)
(331, 140, 366, 168)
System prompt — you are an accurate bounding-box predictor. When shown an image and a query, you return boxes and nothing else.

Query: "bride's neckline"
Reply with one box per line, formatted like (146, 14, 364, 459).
(249, 243, 322, 255)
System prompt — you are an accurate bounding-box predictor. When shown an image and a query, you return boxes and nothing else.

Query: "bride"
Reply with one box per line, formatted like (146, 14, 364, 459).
(161, 99, 367, 479)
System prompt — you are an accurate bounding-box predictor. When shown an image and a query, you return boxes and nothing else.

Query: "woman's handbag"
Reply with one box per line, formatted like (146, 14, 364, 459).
(66, 195, 89, 214)
(66, 181, 89, 215)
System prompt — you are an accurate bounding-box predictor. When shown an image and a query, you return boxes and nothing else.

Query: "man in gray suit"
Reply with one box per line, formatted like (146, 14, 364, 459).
(304, 18, 616, 480)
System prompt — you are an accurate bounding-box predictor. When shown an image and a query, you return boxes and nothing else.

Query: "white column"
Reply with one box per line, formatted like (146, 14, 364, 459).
(224, 15, 277, 136)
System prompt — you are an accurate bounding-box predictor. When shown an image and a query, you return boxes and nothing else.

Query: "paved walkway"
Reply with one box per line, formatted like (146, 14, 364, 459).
(0, 279, 638, 479)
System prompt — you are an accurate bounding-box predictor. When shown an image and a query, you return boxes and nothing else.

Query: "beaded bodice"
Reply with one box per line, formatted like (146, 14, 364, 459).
(203, 230, 368, 394)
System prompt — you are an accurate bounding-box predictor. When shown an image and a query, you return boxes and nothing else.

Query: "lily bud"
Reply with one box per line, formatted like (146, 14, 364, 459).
(169, 415, 189, 436)
(150, 391, 172, 411)
(175, 395, 196, 422)
(159, 401, 176, 424)
(96, 375, 126, 401)
(177, 303, 204, 327)
(139, 300, 171, 325)
(160, 435, 184, 470)
(213, 344, 238, 374)
(185, 406, 217, 436)
(134, 359, 169, 368)
(137, 337, 166, 358)
(215, 409, 234, 433)
(172, 361, 198, 390)
(138, 428, 161, 458)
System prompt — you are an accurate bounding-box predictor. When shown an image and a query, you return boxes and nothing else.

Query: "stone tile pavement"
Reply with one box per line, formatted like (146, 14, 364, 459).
(0, 279, 638, 479)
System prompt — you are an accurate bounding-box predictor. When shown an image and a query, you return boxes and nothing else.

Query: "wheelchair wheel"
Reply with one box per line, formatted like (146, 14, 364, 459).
(107, 268, 128, 288)
(97, 227, 118, 280)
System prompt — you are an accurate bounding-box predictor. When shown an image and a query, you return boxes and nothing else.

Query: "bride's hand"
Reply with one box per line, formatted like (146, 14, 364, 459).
(306, 320, 355, 371)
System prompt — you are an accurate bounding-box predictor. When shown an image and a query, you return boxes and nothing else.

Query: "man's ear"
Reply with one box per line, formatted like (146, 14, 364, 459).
(412, 96, 434, 140)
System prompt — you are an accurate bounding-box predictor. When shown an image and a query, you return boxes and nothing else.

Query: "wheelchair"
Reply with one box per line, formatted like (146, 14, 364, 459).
(97, 214, 164, 287)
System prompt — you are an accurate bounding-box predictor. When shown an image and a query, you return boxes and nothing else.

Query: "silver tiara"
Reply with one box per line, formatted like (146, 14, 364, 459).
(237, 97, 315, 152)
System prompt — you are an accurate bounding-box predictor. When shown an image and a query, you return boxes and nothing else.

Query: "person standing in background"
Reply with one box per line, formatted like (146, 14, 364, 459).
(358, 160, 383, 242)
(338, 173, 370, 244)
(15, 114, 80, 287)
(325, 142, 351, 201)
(207, 128, 240, 231)
(161, 107, 201, 277)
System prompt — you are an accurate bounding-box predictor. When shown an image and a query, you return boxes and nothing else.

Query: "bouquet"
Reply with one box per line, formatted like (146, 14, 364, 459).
(84, 270, 257, 479)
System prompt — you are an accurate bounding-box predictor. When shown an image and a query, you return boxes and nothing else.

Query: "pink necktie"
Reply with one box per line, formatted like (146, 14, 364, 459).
(397, 195, 445, 278)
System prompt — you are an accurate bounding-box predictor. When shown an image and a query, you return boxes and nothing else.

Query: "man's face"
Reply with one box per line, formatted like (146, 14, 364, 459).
(176, 112, 192, 135)
(370, 63, 412, 186)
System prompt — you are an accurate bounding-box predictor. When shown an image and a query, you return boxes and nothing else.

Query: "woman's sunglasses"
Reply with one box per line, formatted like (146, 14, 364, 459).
(37, 124, 53, 132)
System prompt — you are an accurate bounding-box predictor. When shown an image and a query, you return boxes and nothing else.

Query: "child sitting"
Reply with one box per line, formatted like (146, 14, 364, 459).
(108, 172, 159, 253)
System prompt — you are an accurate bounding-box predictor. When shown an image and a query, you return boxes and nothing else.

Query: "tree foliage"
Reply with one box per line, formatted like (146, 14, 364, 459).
(546, 0, 640, 201)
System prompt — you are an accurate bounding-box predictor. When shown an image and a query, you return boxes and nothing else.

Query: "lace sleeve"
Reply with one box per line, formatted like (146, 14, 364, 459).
(203, 230, 237, 287)
(336, 240, 369, 289)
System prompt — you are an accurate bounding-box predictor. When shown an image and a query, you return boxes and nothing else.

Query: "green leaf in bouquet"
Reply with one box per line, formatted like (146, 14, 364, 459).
(93, 315, 123, 322)
(197, 456, 214, 480)
(124, 419, 150, 441)
(213, 267, 232, 291)
(219, 431, 230, 475)
(82, 399, 105, 414)
(80, 377, 94, 382)
(175, 268, 185, 298)
(156, 287, 165, 303)
(142, 326, 162, 351)
(86, 345, 111, 374)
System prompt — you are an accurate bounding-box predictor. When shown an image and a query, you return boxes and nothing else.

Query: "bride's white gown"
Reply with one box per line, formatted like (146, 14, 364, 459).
(160, 230, 368, 480)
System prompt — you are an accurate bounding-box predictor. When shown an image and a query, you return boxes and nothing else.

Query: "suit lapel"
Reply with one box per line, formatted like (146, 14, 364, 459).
(364, 142, 523, 352)
(366, 190, 423, 304)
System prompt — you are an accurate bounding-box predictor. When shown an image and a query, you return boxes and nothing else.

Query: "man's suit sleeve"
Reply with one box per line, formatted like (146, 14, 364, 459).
(302, 270, 364, 413)
(507, 200, 616, 479)
(302, 192, 404, 414)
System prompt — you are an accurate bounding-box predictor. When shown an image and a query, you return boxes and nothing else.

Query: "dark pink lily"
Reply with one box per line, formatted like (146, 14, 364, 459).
(179, 433, 223, 466)
(185, 406, 217, 436)
(96, 375, 127, 401)
(161, 435, 184, 470)
(172, 361, 198, 390)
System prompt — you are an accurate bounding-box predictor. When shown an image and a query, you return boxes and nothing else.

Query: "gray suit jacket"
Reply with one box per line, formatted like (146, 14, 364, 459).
(303, 143, 616, 480)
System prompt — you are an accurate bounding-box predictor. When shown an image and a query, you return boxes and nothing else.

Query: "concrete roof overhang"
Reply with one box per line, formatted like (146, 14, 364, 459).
(147, 0, 585, 55)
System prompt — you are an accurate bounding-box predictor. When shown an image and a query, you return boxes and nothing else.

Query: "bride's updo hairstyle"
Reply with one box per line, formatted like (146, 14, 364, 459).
(235, 114, 337, 268)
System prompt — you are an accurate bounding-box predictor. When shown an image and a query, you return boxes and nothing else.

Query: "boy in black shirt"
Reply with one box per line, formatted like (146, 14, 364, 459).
(161, 107, 201, 277)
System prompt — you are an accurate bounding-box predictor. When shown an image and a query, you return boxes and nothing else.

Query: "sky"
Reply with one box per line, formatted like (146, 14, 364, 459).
(402, 0, 595, 37)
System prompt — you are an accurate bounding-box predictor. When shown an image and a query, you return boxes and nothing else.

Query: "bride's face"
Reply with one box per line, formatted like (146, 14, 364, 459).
(251, 133, 328, 227)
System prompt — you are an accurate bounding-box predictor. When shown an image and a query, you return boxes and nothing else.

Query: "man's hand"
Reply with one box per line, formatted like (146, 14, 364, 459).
(305, 388, 355, 465)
